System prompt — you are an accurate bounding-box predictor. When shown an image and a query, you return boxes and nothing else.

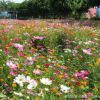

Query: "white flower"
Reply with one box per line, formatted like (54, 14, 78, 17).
(45, 88, 49, 91)
(14, 92, 23, 97)
(40, 78, 52, 85)
(27, 79, 37, 89)
(84, 41, 94, 45)
(13, 74, 26, 87)
(26, 76, 31, 82)
(23, 32, 30, 36)
(37, 89, 44, 97)
(64, 49, 71, 53)
(27, 57, 33, 61)
(60, 85, 70, 93)
(26, 76, 37, 89)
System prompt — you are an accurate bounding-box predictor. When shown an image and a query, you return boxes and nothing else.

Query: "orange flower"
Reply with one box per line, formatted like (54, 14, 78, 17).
(58, 75, 64, 79)
(24, 71, 29, 75)
(88, 64, 93, 67)
(96, 58, 100, 65)
(50, 88, 58, 93)
(0, 79, 4, 82)
(12, 83, 17, 87)
(91, 48, 96, 50)
(5, 45, 9, 49)
(0, 66, 3, 69)
(56, 92, 61, 96)
(69, 31, 74, 35)
(80, 81, 88, 86)
(89, 33, 96, 37)
(44, 68, 48, 72)
(96, 58, 100, 63)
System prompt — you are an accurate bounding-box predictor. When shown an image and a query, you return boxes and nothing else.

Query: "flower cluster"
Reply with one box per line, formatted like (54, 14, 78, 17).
(0, 20, 100, 99)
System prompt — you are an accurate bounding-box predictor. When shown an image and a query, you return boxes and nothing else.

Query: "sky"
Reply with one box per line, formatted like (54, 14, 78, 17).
(5, 0, 25, 3)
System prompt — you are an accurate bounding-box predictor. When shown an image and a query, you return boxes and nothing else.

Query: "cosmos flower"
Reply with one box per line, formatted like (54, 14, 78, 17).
(82, 49, 92, 55)
(64, 49, 71, 53)
(6, 61, 17, 70)
(14, 91, 23, 97)
(33, 69, 42, 75)
(13, 74, 26, 87)
(23, 32, 30, 36)
(32, 36, 44, 40)
(26, 76, 37, 89)
(13, 43, 24, 51)
(10, 70, 16, 76)
(40, 78, 52, 85)
(24, 57, 34, 66)
(74, 70, 89, 80)
(60, 85, 70, 93)
(27, 79, 37, 89)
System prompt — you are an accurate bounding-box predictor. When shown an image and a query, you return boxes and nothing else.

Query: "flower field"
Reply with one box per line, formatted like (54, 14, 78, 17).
(0, 19, 100, 100)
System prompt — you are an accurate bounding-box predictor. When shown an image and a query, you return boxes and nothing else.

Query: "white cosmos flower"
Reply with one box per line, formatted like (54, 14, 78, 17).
(40, 78, 52, 85)
(13, 74, 26, 87)
(45, 88, 49, 91)
(27, 57, 33, 61)
(27, 79, 37, 89)
(26, 76, 37, 89)
(14, 91, 23, 97)
(64, 49, 71, 53)
(26, 76, 31, 82)
(60, 85, 70, 93)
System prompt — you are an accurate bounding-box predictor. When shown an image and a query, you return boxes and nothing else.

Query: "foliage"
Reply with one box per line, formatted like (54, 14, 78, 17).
(0, 0, 8, 11)
(0, 0, 100, 18)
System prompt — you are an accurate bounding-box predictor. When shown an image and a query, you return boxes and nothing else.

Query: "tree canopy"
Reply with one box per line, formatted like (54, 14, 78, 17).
(0, 0, 100, 18)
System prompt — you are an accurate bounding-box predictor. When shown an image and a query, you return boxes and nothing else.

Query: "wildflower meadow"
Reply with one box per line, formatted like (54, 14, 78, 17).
(0, 19, 100, 100)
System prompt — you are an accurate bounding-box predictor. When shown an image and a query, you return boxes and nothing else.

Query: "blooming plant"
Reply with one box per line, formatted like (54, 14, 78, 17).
(0, 20, 100, 99)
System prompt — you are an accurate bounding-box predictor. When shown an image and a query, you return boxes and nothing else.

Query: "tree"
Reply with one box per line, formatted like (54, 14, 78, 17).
(7, 1, 20, 11)
(66, 0, 88, 17)
(88, 0, 100, 7)
(0, 0, 8, 11)
(50, 0, 69, 16)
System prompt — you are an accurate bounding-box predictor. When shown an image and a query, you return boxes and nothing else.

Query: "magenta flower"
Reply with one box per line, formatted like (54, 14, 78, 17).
(32, 36, 44, 41)
(82, 49, 92, 55)
(33, 69, 42, 75)
(10, 70, 16, 76)
(64, 73, 68, 78)
(74, 70, 89, 80)
(6, 61, 17, 70)
(13, 43, 24, 51)
(24, 57, 34, 66)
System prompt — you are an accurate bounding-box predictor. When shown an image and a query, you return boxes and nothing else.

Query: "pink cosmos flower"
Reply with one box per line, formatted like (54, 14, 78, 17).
(13, 43, 24, 51)
(24, 57, 34, 66)
(33, 69, 42, 75)
(64, 73, 68, 78)
(6, 61, 17, 70)
(17, 52, 25, 57)
(74, 70, 89, 80)
(82, 49, 92, 55)
(32, 36, 44, 41)
(10, 70, 16, 76)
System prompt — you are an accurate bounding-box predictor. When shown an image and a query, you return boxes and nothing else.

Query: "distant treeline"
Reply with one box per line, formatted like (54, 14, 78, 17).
(0, 0, 100, 19)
